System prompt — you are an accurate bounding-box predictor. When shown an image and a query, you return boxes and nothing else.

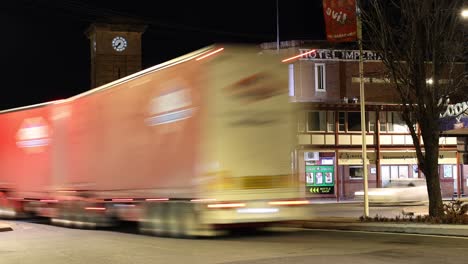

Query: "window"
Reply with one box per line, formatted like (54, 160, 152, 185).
(443, 165, 455, 178)
(408, 113, 417, 131)
(388, 112, 407, 132)
(411, 165, 419, 178)
(297, 111, 306, 132)
(390, 166, 398, 180)
(349, 166, 363, 179)
(307, 111, 327, 131)
(347, 112, 362, 132)
(379, 112, 387, 132)
(398, 165, 409, 178)
(385, 165, 413, 180)
(338, 112, 345, 131)
(382, 165, 417, 187)
(338, 111, 374, 133)
(315, 63, 326, 91)
(307, 111, 335, 132)
(379, 111, 409, 133)
(327, 111, 335, 132)
(288, 64, 295, 96)
(368, 112, 376, 132)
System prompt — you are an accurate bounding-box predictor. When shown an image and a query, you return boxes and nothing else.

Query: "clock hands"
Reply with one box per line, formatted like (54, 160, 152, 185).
(112, 37, 127, 51)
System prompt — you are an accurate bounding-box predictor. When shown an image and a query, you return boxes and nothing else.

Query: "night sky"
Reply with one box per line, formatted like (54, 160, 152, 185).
(0, 1, 325, 110)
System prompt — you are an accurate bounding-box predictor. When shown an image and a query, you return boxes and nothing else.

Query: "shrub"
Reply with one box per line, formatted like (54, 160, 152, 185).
(358, 200, 468, 224)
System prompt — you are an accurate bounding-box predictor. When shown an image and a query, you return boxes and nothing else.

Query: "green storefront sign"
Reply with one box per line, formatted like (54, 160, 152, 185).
(305, 165, 335, 194)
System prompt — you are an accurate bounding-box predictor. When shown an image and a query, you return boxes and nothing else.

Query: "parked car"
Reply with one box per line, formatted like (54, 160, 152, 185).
(354, 179, 429, 205)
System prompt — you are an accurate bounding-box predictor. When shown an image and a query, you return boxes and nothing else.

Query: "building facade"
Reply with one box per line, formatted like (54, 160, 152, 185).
(262, 40, 467, 200)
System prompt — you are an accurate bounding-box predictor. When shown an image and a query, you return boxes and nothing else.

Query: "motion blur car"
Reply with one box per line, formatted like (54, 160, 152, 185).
(354, 179, 429, 205)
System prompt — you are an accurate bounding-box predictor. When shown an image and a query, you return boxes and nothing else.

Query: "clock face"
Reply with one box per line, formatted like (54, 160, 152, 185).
(112, 36, 127, 52)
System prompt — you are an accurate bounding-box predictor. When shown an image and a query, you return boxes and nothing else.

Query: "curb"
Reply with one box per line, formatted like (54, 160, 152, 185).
(296, 220, 468, 237)
(0, 223, 13, 232)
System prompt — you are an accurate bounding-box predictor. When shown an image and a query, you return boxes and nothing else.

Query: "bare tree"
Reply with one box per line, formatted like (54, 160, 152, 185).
(361, 0, 467, 217)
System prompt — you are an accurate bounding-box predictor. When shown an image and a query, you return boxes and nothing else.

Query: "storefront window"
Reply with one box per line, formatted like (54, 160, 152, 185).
(349, 166, 363, 179)
(411, 165, 419, 178)
(443, 165, 455, 178)
(390, 166, 399, 180)
(383, 165, 414, 181)
(398, 165, 409, 178)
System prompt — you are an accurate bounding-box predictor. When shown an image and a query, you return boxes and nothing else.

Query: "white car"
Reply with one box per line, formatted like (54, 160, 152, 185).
(354, 179, 429, 205)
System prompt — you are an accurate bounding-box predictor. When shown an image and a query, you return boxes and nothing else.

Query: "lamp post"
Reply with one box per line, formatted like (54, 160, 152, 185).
(357, 2, 369, 218)
(276, 0, 280, 53)
(462, 9, 467, 75)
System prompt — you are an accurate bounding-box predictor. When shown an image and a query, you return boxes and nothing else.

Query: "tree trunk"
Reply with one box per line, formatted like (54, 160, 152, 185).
(422, 136, 444, 217)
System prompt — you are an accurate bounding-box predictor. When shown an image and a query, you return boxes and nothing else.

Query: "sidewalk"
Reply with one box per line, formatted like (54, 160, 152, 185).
(293, 216, 468, 237)
(0, 222, 12, 232)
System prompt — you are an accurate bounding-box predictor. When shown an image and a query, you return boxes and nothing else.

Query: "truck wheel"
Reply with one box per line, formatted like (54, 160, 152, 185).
(167, 201, 210, 238)
(76, 201, 112, 229)
(166, 202, 184, 237)
(139, 203, 166, 236)
(53, 200, 99, 229)
(52, 201, 73, 227)
(179, 203, 200, 238)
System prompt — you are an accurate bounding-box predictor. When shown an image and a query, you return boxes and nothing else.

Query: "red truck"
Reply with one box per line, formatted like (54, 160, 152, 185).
(0, 44, 308, 237)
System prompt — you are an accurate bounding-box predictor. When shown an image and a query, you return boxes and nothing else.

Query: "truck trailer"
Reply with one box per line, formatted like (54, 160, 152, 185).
(0, 44, 308, 237)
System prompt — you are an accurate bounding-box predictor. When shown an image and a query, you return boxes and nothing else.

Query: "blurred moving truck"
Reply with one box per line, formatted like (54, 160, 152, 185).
(0, 44, 308, 237)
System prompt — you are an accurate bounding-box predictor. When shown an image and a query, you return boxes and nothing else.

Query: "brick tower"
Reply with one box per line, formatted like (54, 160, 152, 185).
(86, 23, 147, 88)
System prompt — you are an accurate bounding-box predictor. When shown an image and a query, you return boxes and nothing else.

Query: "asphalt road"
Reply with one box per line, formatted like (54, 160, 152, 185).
(1, 218, 467, 264)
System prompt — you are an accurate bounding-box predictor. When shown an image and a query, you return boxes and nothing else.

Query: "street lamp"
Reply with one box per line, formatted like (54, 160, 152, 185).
(461, 9, 468, 19)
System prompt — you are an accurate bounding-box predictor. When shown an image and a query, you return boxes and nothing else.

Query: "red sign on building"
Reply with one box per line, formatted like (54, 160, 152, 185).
(322, 0, 357, 42)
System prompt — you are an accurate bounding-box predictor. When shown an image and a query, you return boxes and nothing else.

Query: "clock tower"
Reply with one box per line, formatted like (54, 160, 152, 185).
(86, 23, 147, 88)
